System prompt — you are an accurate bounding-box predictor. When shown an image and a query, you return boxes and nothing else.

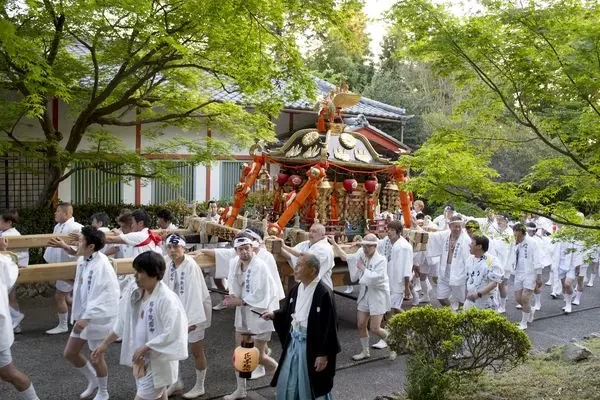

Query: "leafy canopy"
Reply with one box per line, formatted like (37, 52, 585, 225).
(0, 0, 352, 205)
(388, 0, 600, 237)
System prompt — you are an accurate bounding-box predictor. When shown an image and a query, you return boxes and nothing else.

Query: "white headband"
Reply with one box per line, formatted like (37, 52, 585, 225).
(166, 235, 186, 247)
(448, 220, 463, 225)
(233, 237, 254, 248)
(243, 229, 263, 244)
(359, 238, 379, 246)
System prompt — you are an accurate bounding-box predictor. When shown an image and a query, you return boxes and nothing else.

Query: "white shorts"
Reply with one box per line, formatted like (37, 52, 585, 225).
(69, 329, 102, 351)
(559, 268, 576, 280)
(0, 347, 12, 368)
(56, 279, 74, 292)
(136, 365, 165, 400)
(437, 279, 466, 303)
(577, 265, 588, 278)
(237, 330, 271, 342)
(389, 292, 404, 310)
(188, 327, 206, 343)
(513, 274, 536, 291)
(357, 289, 390, 316)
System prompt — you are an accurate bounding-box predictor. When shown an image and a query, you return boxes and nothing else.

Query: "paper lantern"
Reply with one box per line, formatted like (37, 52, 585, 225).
(288, 174, 303, 188)
(276, 173, 289, 186)
(343, 178, 358, 193)
(364, 176, 378, 194)
(233, 335, 260, 378)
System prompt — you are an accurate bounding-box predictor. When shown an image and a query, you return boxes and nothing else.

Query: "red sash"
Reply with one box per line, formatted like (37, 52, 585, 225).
(135, 230, 162, 247)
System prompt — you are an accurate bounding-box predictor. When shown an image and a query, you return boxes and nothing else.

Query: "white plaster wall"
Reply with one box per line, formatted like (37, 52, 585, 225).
(4, 99, 316, 204)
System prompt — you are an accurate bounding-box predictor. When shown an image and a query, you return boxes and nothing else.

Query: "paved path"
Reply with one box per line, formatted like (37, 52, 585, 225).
(3, 270, 600, 400)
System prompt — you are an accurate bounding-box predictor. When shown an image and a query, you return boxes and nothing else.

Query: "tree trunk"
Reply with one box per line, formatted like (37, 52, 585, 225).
(35, 163, 64, 209)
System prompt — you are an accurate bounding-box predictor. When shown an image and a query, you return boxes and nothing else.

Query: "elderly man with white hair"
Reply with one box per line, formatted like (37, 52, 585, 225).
(329, 234, 391, 361)
(280, 223, 335, 290)
(222, 232, 280, 400)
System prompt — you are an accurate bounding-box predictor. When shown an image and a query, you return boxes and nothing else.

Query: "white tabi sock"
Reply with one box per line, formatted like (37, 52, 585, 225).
(58, 312, 68, 327)
(533, 293, 542, 310)
(519, 312, 529, 330)
(18, 383, 40, 400)
(93, 376, 109, 400)
(589, 273, 596, 284)
(564, 294, 573, 313)
(76, 361, 98, 399)
(223, 375, 247, 400)
(573, 290, 583, 305)
(195, 368, 206, 391)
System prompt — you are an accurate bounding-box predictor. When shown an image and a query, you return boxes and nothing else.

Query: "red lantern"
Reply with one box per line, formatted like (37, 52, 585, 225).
(288, 174, 303, 188)
(343, 178, 358, 193)
(365, 176, 378, 194)
(277, 173, 289, 186)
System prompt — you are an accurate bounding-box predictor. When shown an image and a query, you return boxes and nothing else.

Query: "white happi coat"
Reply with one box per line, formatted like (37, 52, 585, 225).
(346, 249, 390, 306)
(487, 227, 514, 275)
(427, 231, 472, 286)
(71, 252, 120, 341)
(0, 254, 18, 352)
(551, 240, 583, 275)
(465, 253, 503, 309)
(228, 255, 279, 335)
(510, 235, 540, 279)
(0, 227, 29, 266)
(291, 238, 335, 290)
(378, 237, 413, 294)
(214, 247, 285, 300)
(115, 281, 188, 388)
(43, 217, 83, 263)
(164, 255, 212, 330)
(530, 235, 553, 270)
(120, 228, 163, 258)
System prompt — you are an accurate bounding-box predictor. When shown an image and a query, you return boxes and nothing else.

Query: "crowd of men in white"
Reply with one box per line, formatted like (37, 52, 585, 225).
(0, 199, 598, 400)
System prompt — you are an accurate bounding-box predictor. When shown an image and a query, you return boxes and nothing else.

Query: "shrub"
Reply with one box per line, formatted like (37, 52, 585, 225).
(387, 306, 531, 400)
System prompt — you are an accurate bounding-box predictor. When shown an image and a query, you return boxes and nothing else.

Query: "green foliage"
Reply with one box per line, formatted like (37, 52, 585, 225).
(388, 306, 531, 400)
(0, 0, 354, 207)
(387, 0, 600, 242)
(304, 0, 374, 92)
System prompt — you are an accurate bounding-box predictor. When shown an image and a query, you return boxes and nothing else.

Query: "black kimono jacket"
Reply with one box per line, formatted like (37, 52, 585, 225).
(271, 281, 341, 398)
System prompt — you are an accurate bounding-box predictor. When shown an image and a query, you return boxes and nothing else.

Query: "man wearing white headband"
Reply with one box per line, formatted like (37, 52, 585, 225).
(162, 235, 212, 399)
(222, 232, 280, 400)
(279, 223, 335, 290)
(426, 216, 471, 308)
(191, 227, 284, 316)
(329, 234, 391, 361)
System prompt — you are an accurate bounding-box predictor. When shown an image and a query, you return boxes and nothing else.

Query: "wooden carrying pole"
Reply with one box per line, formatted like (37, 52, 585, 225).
(4, 229, 196, 250)
(16, 253, 217, 284)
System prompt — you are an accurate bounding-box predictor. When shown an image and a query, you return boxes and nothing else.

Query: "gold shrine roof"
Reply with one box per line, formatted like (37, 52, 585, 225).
(268, 127, 393, 169)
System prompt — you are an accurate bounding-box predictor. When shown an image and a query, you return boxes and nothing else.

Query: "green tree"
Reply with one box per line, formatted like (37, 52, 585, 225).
(0, 0, 351, 208)
(388, 0, 600, 235)
(304, 0, 374, 92)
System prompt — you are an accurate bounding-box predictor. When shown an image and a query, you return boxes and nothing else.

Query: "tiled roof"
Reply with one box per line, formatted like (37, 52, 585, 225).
(209, 77, 409, 121)
(66, 43, 408, 121)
